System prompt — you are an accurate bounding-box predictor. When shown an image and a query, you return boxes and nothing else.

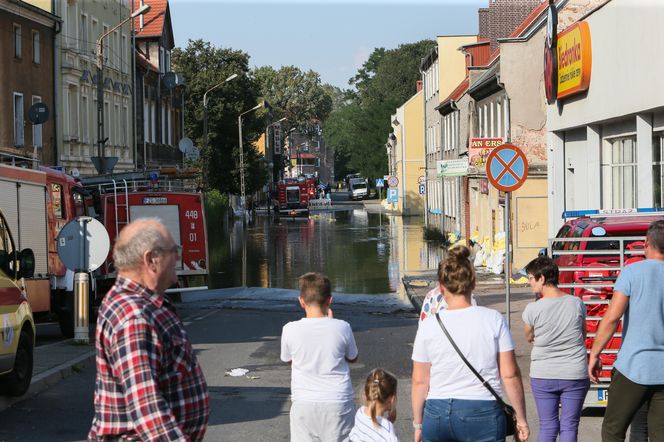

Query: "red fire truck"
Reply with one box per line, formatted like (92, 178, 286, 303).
(0, 162, 85, 337)
(548, 209, 664, 407)
(275, 176, 312, 216)
(81, 170, 209, 297)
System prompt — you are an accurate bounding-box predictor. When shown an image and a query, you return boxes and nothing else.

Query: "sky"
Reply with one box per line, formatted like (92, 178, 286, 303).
(169, 0, 485, 89)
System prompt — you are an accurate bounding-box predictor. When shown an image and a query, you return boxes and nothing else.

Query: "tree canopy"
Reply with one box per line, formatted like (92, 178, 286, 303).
(172, 39, 267, 194)
(325, 39, 435, 181)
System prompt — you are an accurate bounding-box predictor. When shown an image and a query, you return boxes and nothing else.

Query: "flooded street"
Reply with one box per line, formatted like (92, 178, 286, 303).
(207, 205, 442, 298)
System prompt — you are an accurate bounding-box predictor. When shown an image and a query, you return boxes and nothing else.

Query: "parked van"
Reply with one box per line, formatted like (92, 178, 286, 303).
(0, 209, 36, 396)
(348, 177, 368, 200)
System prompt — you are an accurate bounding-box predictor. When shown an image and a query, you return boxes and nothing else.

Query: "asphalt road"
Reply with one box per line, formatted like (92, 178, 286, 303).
(0, 295, 611, 441)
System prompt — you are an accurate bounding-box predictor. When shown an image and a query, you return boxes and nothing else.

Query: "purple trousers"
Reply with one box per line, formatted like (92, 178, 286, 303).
(531, 378, 590, 442)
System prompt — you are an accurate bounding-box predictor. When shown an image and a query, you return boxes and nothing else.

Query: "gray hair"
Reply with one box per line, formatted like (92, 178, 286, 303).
(112, 217, 169, 271)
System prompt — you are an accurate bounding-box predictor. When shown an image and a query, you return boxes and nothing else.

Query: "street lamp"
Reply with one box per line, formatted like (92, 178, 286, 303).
(238, 102, 264, 218)
(203, 73, 239, 154)
(93, 3, 150, 174)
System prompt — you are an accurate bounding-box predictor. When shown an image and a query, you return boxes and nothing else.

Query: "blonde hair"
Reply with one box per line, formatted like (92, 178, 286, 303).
(438, 245, 476, 295)
(364, 368, 397, 428)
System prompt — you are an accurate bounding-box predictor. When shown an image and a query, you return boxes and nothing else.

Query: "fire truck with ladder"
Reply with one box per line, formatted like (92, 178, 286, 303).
(274, 176, 315, 216)
(547, 208, 664, 407)
(80, 169, 209, 299)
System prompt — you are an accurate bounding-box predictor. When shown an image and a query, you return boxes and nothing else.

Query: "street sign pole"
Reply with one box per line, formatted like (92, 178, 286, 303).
(485, 144, 528, 330)
(505, 192, 511, 329)
(75, 219, 90, 344)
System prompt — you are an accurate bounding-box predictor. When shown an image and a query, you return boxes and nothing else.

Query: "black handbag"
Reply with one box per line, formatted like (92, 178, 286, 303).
(435, 313, 517, 437)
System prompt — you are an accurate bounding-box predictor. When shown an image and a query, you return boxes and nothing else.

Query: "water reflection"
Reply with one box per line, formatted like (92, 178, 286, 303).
(208, 209, 443, 296)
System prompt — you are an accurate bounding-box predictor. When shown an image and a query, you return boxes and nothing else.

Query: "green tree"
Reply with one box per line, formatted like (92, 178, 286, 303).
(172, 39, 267, 194)
(324, 40, 434, 181)
(253, 65, 333, 134)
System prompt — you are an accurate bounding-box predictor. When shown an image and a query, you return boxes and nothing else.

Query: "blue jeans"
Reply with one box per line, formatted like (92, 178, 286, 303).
(530, 378, 590, 442)
(422, 398, 506, 442)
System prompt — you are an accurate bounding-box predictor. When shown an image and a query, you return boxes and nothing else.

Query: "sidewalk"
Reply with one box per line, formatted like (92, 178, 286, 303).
(0, 339, 95, 413)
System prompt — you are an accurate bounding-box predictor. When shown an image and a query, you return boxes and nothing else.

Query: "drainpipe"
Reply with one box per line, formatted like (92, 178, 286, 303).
(401, 120, 407, 215)
(131, 0, 138, 169)
(420, 61, 428, 225)
(52, 5, 62, 166)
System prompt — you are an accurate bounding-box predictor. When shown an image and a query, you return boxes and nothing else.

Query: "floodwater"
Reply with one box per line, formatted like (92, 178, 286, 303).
(207, 207, 443, 297)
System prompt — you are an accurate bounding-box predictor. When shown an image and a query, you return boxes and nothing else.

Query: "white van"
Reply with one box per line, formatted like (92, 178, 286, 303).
(348, 178, 368, 200)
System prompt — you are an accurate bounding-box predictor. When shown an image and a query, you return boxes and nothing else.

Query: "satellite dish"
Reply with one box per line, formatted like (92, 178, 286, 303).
(185, 147, 200, 161)
(71, 168, 80, 178)
(178, 137, 194, 153)
(57, 217, 110, 272)
(28, 102, 49, 125)
(163, 72, 177, 90)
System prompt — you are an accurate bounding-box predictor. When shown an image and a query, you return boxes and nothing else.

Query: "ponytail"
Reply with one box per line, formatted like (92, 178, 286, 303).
(364, 368, 398, 428)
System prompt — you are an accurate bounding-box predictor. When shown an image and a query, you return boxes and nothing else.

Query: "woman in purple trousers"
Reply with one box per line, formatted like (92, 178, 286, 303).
(523, 257, 590, 442)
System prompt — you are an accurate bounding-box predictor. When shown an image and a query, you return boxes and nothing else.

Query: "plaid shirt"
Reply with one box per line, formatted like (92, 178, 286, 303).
(88, 276, 209, 441)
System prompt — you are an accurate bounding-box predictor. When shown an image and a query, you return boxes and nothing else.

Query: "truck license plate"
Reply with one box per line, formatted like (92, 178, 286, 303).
(598, 389, 608, 403)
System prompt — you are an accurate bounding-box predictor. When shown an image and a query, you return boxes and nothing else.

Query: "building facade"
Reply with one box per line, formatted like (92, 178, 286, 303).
(547, 0, 660, 235)
(0, 0, 57, 165)
(134, 0, 184, 170)
(54, 0, 135, 175)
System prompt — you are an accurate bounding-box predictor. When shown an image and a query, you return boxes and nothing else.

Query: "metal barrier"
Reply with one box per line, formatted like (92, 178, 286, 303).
(547, 235, 645, 407)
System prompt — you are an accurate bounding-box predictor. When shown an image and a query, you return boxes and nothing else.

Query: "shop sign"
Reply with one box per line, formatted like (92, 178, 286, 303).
(437, 158, 469, 177)
(469, 138, 503, 168)
(557, 21, 592, 99)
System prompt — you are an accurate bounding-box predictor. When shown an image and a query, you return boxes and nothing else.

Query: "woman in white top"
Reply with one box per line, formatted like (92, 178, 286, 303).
(349, 368, 399, 442)
(411, 246, 529, 442)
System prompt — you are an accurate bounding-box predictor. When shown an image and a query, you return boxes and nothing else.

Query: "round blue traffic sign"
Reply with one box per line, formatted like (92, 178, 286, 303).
(486, 144, 528, 192)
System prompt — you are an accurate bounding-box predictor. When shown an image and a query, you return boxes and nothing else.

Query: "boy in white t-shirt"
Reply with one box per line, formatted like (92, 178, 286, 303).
(281, 272, 359, 442)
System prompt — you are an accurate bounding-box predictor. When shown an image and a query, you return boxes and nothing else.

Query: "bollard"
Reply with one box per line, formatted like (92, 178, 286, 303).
(74, 272, 90, 344)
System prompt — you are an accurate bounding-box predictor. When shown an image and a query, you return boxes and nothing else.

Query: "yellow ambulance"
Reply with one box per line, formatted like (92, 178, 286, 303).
(0, 209, 36, 396)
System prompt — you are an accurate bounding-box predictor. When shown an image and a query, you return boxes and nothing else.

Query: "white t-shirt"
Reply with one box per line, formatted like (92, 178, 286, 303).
(281, 317, 358, 402)
(349, 406, 399, 442)
(412, 306, 514, 401)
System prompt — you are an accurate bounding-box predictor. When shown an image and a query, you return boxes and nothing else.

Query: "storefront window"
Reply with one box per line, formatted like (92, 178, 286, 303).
(601, 137, 637, 209)
(654, 134, 664, 208)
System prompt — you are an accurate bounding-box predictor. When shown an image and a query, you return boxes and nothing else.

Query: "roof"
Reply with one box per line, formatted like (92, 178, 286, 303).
(134, 0, 170, 39)
(468, 60, 502, 100)
(436, 77, 470, 115)
(572, 215, 664, 233)
(461, 41, 492, 68)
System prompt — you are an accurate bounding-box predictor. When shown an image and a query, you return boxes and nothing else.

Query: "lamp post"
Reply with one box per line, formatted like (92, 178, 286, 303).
(203, 73, 238, 154)
(238, 102, 264, 218)
(94, 3, 150, 174)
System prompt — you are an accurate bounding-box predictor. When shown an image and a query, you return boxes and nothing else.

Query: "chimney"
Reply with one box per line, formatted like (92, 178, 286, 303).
(478, 8, 490, 40)
(416, 80, 423, 92)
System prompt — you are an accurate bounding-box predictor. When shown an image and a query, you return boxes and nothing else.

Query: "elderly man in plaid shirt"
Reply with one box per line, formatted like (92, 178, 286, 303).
(88, 218, 209, 442)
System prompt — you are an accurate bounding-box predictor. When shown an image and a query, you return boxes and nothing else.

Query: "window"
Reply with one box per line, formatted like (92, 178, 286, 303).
(80, 14, 88, 53)
(165, 50, 171, 73)
(123, 104, 129, 147)
(51, 183, 64, 219)
(602, 137, 637, 209)
(114, 103, 120, 146)
(150, 101, 156, 142)
(167, 105, 172, 145)
(159, 47, 165, 73)
(32, 96, 42, 148)
(81, 94, 88, 143)
(0, 215, 16, 277)
(144, 98, 149, 142)
(67, 85, 79, 140)
(654, 134, 664, 208)
(122, 34, 127, 69)
(161, 103, 166, 143)
(13, 93, 24, 146)
(14, 24, 21, 58)
(32, 31, 40, 63)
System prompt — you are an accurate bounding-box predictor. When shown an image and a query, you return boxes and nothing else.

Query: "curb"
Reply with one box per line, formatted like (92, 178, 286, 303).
(0, 349, 95, 414)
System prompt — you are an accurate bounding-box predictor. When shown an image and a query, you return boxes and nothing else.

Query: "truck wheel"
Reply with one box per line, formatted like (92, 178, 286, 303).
(0, 329, 34, 396)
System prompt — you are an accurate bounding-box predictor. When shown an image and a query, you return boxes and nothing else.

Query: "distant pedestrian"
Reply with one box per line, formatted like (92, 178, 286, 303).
(522, 256, 589, 442)
(589, 220, 664, 441)
(349, 368, 399, 442)
(281, 272, 358, 442)
(411, 246, 529, 442)
(88, 218, 209, 441)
